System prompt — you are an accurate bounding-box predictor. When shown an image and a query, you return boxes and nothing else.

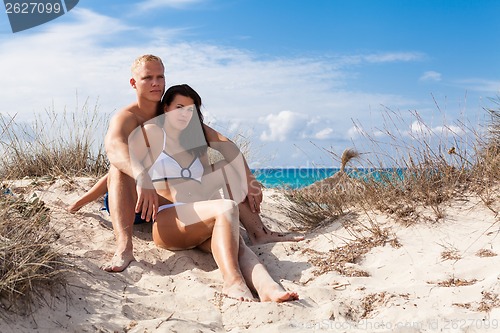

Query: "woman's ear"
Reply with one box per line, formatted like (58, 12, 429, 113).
(130, 78, 137, 89)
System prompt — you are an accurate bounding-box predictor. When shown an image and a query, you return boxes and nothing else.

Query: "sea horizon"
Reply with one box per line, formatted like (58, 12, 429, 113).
(252, 167, 406, 189)
(251, 167, 341, 189)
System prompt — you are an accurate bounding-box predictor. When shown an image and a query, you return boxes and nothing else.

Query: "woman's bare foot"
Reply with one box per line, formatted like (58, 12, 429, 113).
(258, 284, 299, 303)
(101, 250, 135, 272)
(223, 279, 256, 302)
(249, 229, 304, 245)
(67, 202, 83, 214)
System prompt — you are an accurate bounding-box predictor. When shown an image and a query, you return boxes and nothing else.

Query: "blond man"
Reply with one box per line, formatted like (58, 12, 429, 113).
(95, 55, 303, 272)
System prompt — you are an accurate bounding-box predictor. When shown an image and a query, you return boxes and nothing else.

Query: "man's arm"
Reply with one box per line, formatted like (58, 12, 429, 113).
(104, 109, 159, 221)
(203, 124, 263, 213)
(104, 110, 140, 178)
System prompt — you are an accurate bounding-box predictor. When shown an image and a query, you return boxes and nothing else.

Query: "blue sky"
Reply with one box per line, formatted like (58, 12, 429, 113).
(1, 0, 499, 167)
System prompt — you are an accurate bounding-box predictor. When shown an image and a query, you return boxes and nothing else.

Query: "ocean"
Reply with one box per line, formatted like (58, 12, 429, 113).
(252, 168, 340, 189)
(252, 168, 405, 189)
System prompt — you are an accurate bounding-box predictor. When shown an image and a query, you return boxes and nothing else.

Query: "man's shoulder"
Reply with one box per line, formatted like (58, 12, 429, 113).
(111, 103, 141, 125)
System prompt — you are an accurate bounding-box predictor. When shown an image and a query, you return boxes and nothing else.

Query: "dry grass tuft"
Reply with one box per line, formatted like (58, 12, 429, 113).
(360, 292, 410, 319)
(452, 302, 472, 310)
(453, 292, 500, 312)
(439, 243, 462, 261)
(303, 225, 396, 277)
(477, 292, 500, 312)
(0, 101, 109, 179)
(0, 185, 70, 314)
(0, 103, 104, 314)
(440, 249, 462, 261)
(476, 249, 497, 257)
(284, 102, 500, 230)
(284, 148, 363, 228)
(336, 292, 410, 322)
(428, 277, 478, 287)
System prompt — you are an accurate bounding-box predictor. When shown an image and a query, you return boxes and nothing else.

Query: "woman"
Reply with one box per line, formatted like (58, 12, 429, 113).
(129, 84, 298, 302)
(67, 103, 305, 246)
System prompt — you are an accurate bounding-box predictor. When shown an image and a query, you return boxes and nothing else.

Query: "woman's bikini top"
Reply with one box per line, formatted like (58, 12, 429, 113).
(147, 129, 204, 183)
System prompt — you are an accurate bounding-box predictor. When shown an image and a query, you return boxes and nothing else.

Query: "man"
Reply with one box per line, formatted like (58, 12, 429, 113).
(102, 54, 303, 272)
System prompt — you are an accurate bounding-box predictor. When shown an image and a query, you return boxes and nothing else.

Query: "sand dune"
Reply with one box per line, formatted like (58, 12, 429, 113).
(1, 177, 499, 333)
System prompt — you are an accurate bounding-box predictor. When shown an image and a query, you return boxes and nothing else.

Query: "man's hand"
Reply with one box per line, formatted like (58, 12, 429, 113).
(135, 171, 158, 222)
(246, 177, 263, 213)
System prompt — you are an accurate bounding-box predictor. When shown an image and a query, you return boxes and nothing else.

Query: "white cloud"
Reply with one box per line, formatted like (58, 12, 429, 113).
(0, 9, 137, 122)
(314, 127, 334, 140)
(0, 8, 423, 130)
(410, 120, 428, 133)
(419, 71, 442, 82)
(258, 112, 344, 142)
(453, 79, 500, 93)
(259, 111, 307, 142)
(340, 52, 426, 66)
(406, 121, 466, 137)
(0, 7, 477, 167)
(347, 125, 388, 140)
(432, 125, 465, 136)
(364, 52, 425, 63)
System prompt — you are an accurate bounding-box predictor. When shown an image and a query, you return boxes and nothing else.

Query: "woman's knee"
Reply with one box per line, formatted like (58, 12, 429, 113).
(213, 199, 239, 223)
(215, 199, 238, 213)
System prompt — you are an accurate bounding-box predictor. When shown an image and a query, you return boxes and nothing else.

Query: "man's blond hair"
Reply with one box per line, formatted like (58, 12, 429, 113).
(131, 54, 164, 75)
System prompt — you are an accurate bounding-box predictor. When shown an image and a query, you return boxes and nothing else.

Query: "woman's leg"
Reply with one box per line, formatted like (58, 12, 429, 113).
(67, 174, 109, 213)
(238, 201, 305, 244)
(202, 160, 247, 204)
(153, 199, 255, 301)
(237, 238, 299, 302)
(205, 162, 305, 244)
(198, 235, 299, 302)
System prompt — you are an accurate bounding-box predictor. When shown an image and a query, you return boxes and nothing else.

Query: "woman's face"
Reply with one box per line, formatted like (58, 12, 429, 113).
(164, 94, 195, 131)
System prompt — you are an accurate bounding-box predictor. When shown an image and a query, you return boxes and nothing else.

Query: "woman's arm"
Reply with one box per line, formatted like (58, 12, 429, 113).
(203, 124, 263, 212)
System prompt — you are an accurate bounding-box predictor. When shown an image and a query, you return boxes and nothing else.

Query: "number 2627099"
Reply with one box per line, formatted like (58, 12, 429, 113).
(5, 2, 62, 14)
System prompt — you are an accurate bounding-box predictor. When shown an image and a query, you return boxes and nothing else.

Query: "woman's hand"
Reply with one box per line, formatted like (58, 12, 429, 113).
(246, 177, 263, 213)
(135, 171, 158, 222)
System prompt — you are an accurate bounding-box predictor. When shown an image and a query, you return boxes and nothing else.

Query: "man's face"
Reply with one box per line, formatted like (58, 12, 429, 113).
(131, 60, 165, 102)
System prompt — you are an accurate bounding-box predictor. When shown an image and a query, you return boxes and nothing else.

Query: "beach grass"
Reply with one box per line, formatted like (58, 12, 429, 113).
(284, 102, 499, 230)
(0, 100, 109, 179)
(0, 184, 69, 314)
(0, 102, 107, 312)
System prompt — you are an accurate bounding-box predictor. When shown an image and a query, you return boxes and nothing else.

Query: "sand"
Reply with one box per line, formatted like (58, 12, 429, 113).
(1, 177, 499, 333)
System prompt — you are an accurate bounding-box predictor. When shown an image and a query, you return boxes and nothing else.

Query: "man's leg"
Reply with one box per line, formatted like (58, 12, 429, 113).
(238, 200, 304, 245)
(101, 165, 137, 272)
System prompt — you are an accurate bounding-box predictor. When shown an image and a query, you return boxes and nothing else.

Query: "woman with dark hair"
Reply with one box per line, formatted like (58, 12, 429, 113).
(67, 84, 304, 247)
(70, 84, 298, 302)
(128, 84, 298, 302)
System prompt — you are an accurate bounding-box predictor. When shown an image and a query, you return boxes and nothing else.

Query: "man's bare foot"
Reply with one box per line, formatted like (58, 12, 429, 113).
(101, 251, 135, 272)
(223, 280, 256, 302)
(249, 228, 305, 245)
(258, 285, 299, 303)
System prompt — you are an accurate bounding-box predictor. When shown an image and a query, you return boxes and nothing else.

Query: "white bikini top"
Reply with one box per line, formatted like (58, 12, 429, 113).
(148, 129, 204, 183)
